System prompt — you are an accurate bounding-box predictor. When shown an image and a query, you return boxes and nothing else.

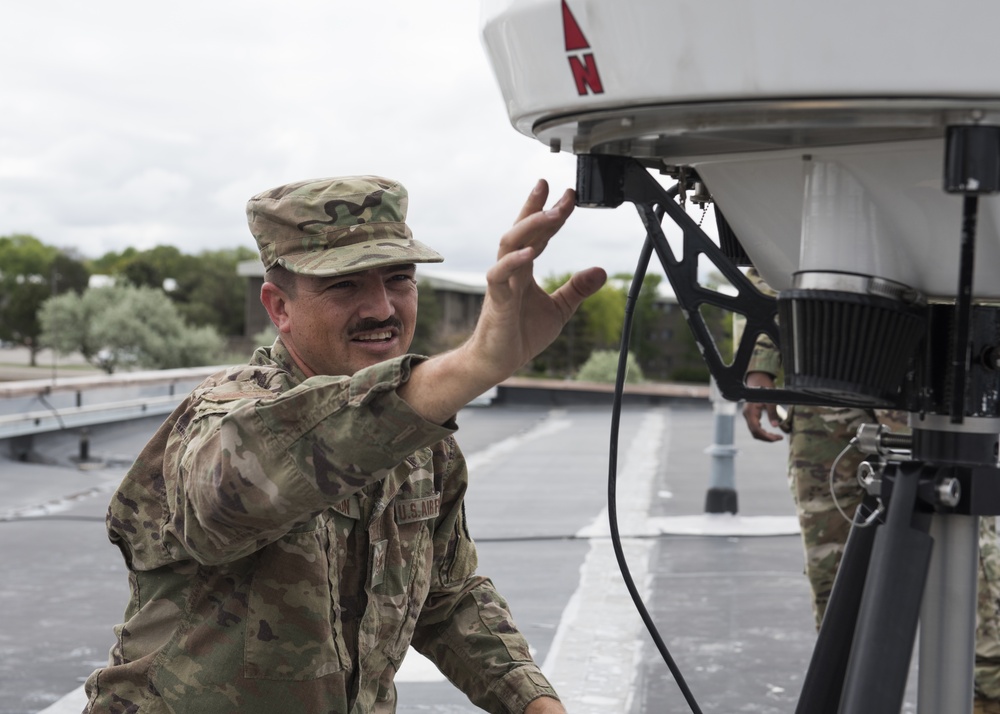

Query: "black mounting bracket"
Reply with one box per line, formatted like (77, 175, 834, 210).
(576, 153, 846, 406)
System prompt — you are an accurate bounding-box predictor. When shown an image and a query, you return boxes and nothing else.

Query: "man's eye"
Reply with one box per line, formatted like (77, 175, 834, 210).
(327, 281, 353, 290)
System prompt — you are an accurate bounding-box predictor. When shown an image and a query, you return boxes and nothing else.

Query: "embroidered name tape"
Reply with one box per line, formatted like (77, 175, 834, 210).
(330, 496, 361, 520)
(394, 493, 441, 525)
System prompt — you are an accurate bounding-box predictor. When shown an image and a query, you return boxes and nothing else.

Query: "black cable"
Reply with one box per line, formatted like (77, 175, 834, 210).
(36, 392, 67, 429)
(608, 191, 703, 714)
(950, 193, 978, 423)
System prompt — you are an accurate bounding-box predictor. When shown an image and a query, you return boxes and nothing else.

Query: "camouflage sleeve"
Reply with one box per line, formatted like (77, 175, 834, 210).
(409, 438, 560, 714)
(162, 355, 456, 565)
(747, 332, 782, 377)
(744, 267, 783, 378)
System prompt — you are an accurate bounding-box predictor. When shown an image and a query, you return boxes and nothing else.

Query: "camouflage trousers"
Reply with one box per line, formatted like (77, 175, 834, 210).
(788, 405, 1000, 699)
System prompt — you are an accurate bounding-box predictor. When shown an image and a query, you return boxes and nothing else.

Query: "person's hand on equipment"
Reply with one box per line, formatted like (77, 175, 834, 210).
(743, 371, 785, 443)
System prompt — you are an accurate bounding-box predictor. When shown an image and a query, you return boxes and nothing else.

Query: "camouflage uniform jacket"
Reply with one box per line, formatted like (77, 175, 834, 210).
(84, 340, 558, 714)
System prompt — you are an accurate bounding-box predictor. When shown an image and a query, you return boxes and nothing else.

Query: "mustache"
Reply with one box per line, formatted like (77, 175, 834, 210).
(349, 317, 403, 336)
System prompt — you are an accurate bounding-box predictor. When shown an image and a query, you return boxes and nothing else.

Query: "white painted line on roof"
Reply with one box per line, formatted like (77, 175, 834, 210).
(36, 685, 85, 713)
(542, 408, 667, 714)
(649, 514, 799, 537)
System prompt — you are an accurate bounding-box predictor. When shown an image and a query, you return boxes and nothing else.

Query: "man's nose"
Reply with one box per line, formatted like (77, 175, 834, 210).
(358, 283, 394, 320)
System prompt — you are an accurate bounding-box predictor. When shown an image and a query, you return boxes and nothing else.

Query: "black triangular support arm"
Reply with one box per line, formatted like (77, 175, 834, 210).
(576, 153, 846, 406)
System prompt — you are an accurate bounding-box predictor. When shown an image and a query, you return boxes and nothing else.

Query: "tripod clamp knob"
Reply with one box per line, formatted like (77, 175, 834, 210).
(855, 423, 913, 460)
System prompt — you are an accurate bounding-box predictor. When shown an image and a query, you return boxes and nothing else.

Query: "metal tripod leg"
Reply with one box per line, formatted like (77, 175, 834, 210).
(838, 462, 933, 714)
(795, 494, 882, 714)
(918, 514, 979, 714)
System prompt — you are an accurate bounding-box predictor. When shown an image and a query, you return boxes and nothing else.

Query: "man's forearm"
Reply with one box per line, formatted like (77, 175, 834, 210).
(397, 342, 502, 425)
(524, 696, 566, 713)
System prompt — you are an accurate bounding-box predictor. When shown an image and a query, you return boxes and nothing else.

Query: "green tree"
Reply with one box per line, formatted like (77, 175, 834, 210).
(576, 349, 645, 384)
(612, 272, 664, 373)
(170, 247, 255, 336)
(2, 280, 50, 359)
(120, 255, 166, 289)
(90, 246, 139, 275)
(0, 233, 56, 276)
(580, 283, 626, 347)
(669, 323, 711, 383)
(39, 284, 224, 373)
(531, 274, 625, 377)
(91, 244, 254, 336)
(0, 234, 90, 365)
(51, 252, 91, 295)
(116, 245, 188, 290)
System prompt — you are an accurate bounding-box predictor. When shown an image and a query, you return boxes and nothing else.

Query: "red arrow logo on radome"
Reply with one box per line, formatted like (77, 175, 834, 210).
(562, 0, 604, 96)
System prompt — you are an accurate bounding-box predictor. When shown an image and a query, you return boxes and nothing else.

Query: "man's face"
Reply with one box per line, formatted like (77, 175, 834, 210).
(273, 264, 419, 377)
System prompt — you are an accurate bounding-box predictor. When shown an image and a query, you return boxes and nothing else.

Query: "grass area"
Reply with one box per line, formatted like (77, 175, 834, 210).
(0, 361, 97, 370)
(0, 349, 103, 378)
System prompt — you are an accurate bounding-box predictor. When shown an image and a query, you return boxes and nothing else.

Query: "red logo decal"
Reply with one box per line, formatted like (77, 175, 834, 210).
(562, 1, 604, 96)
(562, 0, 590, 51)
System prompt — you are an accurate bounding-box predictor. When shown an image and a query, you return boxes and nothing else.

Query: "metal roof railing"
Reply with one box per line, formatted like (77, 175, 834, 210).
(0, 366, 222, 441)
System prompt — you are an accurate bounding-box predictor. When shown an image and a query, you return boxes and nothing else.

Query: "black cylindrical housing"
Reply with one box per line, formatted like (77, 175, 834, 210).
(944, 125, 1000, 194)
(575, 154, 627, 208)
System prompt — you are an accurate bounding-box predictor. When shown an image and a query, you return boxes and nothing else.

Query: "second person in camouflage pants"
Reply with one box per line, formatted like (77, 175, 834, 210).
(741, 270, 1000, 711)
(747, 396, 1000, 708)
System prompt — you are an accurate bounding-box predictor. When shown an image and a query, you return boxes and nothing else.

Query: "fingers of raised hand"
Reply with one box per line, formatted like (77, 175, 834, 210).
(513, 179, 550, 225)
(487, 247, 536, 293)
(549, 267, 607, 321)
(499, 185, 576, 260)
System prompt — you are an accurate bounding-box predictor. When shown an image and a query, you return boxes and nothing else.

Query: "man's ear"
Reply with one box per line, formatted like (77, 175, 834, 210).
(260, 282, 292, 334)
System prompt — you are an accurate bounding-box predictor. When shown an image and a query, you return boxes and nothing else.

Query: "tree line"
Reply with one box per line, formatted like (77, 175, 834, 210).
(530, 271, 732, 384)
(0, 232, 722, 382)
(0, 233, 254, 371)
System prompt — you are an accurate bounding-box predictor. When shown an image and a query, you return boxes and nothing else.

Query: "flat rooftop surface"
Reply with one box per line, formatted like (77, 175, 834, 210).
(1, 397, 921, 714)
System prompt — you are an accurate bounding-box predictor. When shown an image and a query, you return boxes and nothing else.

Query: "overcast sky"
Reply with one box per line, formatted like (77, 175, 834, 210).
(0, 0, 680, 282)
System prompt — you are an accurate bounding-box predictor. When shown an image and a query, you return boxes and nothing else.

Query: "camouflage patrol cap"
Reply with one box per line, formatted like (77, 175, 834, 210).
(247, 175, 443, 276)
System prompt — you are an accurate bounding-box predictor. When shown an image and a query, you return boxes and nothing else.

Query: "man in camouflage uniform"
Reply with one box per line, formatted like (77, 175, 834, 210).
(83, 176, 607, 713)
(742, 272, 1000, 711)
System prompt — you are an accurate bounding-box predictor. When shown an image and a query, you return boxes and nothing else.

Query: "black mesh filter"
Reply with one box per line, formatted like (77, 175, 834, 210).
(777, 289, 927, 406)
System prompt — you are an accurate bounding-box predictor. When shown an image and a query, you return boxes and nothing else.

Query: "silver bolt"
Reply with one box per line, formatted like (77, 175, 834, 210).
(936, 477, 961, 508)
